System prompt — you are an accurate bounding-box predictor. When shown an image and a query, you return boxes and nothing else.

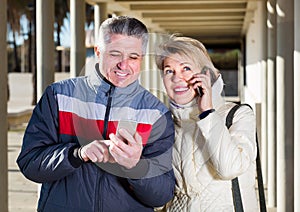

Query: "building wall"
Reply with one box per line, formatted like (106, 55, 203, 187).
(244, 2, 266, 108)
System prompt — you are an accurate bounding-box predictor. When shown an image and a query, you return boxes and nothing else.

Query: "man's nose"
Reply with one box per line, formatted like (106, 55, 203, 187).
(117, 57, 130, 70)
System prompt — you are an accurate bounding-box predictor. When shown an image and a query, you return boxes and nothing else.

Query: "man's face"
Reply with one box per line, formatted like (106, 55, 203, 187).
(95, 34, 143, 87)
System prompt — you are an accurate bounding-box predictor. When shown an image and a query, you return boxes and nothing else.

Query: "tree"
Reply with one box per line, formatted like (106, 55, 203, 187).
(24, 0, 37, 105)
(86, 3, 94, 28)
(7, 0, 30, 72)
(55, 0, 69, 72)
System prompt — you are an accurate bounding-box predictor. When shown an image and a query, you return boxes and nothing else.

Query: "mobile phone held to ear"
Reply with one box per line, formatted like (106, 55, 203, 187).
(116, 120, 137, 137)
(196, 66, 217, 97)
(196, 67, 208, 97)
(196, 86, 204, 97)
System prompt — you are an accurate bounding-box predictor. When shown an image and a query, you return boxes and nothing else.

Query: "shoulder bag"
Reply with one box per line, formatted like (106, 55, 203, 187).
(225, 104, 267, 212)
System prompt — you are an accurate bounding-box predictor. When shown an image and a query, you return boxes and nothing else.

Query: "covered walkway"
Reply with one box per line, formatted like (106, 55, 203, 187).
(1, 0, 300, 211)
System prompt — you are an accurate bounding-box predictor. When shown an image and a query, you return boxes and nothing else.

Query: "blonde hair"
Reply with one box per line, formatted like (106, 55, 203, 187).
(155, 35, 218, 75)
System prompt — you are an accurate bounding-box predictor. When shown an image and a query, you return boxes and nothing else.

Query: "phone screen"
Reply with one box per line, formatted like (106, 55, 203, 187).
(116, 120, 137, 137)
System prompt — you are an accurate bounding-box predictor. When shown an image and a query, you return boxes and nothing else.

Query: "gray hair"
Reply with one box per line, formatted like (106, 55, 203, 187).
(97, 16, 149, 55)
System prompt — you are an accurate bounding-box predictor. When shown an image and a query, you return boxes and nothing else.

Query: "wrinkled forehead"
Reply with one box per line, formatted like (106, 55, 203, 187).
(102, 34, 143, 54)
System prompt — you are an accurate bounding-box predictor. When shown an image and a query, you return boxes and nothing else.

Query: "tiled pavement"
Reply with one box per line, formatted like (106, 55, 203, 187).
(8, 128, 38, 212)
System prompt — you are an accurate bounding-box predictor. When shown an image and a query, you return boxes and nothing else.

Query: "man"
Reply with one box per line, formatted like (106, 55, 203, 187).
(17, 16, 175, 212)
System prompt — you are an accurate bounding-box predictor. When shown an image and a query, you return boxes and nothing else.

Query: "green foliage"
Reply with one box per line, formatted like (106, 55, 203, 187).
(209, 49, 240, 70)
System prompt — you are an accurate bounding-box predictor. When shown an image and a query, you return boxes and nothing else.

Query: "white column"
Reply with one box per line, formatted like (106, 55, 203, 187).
(276, 0, 294, 211)
(156, 33, 165, 102)
(36, 0, 55, 100)
(94, 3, 107, 45)
(140, 30, 151, 90)
(70, 0, 86, 77)
(294, 0, 300, 210)
(267, 0, 277, 207)
(259, 1, 268, 183)
(0, 0, 8, 211)
(149, 33, 158, 97)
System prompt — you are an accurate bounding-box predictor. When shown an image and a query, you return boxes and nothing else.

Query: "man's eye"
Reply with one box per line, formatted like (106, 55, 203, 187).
(110, 52, 121, 57)
(129, 55, 139, 60)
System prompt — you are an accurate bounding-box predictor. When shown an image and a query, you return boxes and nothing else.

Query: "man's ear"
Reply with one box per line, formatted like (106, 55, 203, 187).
(94, 46, 100, 57)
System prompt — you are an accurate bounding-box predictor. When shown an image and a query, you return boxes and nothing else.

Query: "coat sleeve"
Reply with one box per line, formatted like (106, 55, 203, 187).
(16, 85, 82, 183)
(197, 105, 257, 180)
(127, 111, 176, 207)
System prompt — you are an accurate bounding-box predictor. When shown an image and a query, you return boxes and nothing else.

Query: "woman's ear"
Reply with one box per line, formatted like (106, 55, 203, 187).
(94, 46, 100, 57)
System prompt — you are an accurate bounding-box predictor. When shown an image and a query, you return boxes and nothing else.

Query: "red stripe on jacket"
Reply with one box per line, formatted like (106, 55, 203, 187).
(59, 111, 152, 145)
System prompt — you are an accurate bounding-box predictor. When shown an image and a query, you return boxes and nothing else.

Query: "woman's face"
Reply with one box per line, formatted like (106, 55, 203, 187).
(162, 53, 199, 105)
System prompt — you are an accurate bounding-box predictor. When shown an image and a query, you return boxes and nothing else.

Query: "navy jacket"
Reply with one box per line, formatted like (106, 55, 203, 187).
(17, 67, 175, 212)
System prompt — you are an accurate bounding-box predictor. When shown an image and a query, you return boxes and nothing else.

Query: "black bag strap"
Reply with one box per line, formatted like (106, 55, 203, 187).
(226, 103, 266, 212)
(254, 128, 267, 212)
(226, 104, 244, 212)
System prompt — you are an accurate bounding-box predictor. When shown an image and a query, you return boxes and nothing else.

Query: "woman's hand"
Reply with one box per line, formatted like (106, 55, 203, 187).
(189, 70, 213, 113)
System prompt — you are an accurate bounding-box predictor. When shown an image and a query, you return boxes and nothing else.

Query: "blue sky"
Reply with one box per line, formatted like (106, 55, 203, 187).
(8, 14, 72, 47)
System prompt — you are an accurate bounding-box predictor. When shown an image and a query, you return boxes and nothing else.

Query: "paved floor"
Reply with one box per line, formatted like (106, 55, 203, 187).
(8, 127, 38, 212)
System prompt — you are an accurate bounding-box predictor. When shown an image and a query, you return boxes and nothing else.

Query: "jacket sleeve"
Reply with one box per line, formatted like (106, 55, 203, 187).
(127, 110, 176, 207)
(197, 105, 257, 180)
(16, 85, 82, 183)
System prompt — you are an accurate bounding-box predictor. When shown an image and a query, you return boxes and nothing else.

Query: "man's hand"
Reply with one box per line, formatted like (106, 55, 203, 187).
(108, 129, 143, 169)
(79, 140, 115, 163)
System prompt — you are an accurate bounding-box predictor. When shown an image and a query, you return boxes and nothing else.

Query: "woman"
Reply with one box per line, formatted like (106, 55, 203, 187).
(155, 35, 258, 211)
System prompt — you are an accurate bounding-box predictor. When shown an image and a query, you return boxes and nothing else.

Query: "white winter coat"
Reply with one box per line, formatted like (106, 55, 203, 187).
(165, 76, 258, 212)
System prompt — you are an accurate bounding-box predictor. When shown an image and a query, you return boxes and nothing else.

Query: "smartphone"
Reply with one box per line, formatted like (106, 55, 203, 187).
(196, 66, 217, 97)
(196, 86, 204, 97)
(116, 120, 137, 137)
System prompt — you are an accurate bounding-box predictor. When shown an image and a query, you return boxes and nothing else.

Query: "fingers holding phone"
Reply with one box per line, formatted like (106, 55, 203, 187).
(189, 68, 211, 96)
(108, 120, 143, 169)
(189, 66, 214, 112)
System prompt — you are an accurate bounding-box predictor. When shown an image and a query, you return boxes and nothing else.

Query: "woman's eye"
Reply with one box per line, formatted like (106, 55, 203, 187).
(183, 66, 191, 71)
(164, 69, 173, 75)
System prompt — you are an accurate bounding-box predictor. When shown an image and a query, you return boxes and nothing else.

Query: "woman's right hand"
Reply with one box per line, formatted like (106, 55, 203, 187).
(189, 70, 213, 113)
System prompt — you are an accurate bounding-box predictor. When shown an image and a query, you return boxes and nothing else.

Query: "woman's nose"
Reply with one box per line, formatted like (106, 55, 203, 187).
(172, 71, 185, 82)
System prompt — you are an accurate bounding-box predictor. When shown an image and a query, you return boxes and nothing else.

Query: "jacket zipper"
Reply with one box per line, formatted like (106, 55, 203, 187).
(102, 85, 115, 139)
(96, 84, 115, 212)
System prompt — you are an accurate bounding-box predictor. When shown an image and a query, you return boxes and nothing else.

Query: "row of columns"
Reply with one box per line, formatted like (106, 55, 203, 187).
(263, 0, 299, 211)
(140, 32, 166, 103)
(36, 0, 88, 100)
